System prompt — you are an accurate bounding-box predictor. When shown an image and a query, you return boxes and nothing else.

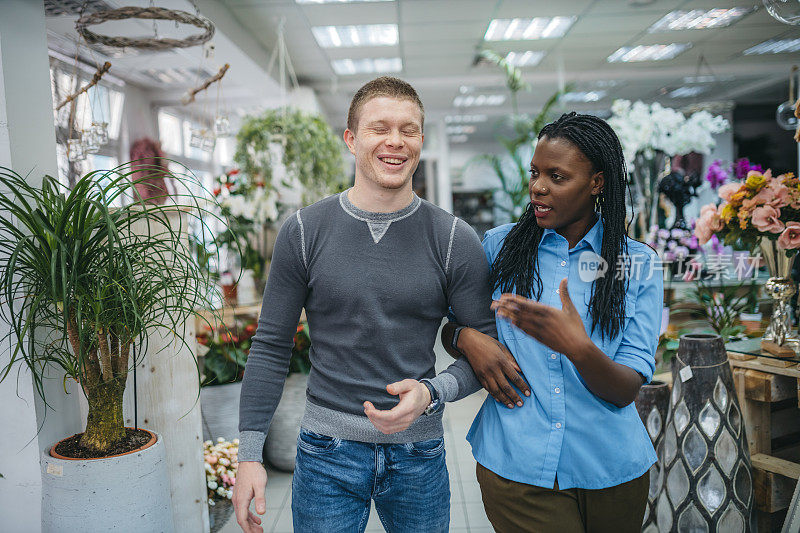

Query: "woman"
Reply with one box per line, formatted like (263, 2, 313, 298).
(456, 112, 662, 532)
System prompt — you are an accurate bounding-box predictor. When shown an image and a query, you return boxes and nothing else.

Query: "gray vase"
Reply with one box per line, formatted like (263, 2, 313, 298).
(635, 380, 670, 532)
(200, 381, 242, 442)
(264, 373, 309, 472)
(656, 334, 753, 532)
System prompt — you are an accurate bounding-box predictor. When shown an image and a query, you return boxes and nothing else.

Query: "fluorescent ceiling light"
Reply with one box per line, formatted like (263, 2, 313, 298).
(446, 125, 477, 135)
(449, 135, 469, 143)
(682, 74, 734, 83)
(484, 16, 576, 41)
(312, 24, 398, 48)
(669, 86, 708, 98)
(744, 38, 800, 55)
(607, 43, 692, 62)
(453, 94, 506, 107)
(297, 0, 392, 3)
(648, 7, 754, 32)
(331, 57, 402, 75)
(445, 114, 489, 124)
(561, 90, 606, 103)
(505, 50, 546, 67)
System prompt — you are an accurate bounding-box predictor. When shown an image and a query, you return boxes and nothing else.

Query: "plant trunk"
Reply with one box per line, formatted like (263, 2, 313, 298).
(79, 378, 126, 453)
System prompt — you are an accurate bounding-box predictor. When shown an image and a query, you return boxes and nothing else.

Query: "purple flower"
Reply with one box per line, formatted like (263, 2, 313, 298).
(686, 235, 699, 250)
(664, 251, 676, 262)
(733, 157, 762, 181)
(706, 160, 728, 189)
(710, 234, 724, 255)
(658, 229, 670, 239)
(671, 228, 685, 239)
(674, 246, 690, 258)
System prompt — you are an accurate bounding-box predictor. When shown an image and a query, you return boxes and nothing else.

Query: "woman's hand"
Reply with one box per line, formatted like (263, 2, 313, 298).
(491, 278, 590, 357)
(457, 328, 530, 408)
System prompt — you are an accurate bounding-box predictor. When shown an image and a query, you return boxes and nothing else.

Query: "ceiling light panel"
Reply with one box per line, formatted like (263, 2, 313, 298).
(505, 51, 546, 67)
(312, 24, 398, 48)
(561, 90, 607, 103)
(648, 7, 754, 32)
(445, 114, 489, 124)
(743, 38, 800, 55)
(607, 43, 692, 62)
(331, 57, 402, 75)
(484, 17, 576, 41)
(453, 94, 506, 107)
(446, 125, 477, 135)
(449, 135, 469, 143)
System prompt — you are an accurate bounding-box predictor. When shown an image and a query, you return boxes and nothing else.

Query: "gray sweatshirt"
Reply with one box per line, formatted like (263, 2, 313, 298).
(237, 191, 493, 462)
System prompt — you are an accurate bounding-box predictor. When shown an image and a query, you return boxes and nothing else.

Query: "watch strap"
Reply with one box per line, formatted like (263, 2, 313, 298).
(450, 325, 466, 355)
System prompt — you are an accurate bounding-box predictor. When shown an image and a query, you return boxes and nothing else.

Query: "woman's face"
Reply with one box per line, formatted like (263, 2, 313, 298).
(528, 136, 604, 233)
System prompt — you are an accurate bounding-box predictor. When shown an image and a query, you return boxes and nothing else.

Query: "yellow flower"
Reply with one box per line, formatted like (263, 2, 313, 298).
(730, 191, 748, 204)
(721, 204, 736, 223)
(739, 216, 748, 230)
(745, 173, 766, 191)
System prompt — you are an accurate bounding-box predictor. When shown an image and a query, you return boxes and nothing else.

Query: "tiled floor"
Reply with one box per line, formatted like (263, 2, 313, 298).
(220, 345, 494, 533)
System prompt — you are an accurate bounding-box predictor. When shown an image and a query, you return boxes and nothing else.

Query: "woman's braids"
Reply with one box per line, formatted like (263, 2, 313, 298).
(488, 112, 630, 340)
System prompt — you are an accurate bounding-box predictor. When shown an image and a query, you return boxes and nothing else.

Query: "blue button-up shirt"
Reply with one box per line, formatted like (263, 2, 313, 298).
(467, 218, 662, 490)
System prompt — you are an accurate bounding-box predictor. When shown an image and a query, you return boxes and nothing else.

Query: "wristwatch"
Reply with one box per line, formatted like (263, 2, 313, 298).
(420, 379, 442, 416)
(450, 325, 466, 356)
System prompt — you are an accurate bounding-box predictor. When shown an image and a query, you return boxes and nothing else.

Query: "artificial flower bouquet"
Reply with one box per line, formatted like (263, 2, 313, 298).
(204, 438, 238, 504)
(695, 169, 800, 252)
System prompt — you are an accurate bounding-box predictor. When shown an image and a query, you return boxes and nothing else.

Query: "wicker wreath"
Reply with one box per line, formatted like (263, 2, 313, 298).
(75, 6, 214, 51)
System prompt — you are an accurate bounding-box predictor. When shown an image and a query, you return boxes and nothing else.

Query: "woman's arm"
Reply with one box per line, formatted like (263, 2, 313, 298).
(440, 322, 531, 408)
(492, 278, 645, 408)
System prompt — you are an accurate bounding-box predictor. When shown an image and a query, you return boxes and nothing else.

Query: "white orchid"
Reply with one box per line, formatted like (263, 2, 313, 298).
(608, 99, 730, 166)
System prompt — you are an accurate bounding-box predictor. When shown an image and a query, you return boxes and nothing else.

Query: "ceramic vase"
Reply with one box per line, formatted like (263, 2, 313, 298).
(635, 380, 671, 532)
(656, 334, 753, 532)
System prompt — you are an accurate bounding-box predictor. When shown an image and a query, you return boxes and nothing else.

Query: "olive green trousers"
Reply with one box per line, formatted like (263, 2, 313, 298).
(476, 462, 649, 533)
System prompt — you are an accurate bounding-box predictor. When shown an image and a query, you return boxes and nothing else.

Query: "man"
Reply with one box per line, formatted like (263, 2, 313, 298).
(233, 77, 526, 533)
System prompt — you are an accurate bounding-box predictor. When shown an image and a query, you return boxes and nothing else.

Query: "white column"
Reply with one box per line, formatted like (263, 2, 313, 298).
(0, 2, 82, 530)
(435, 120, 453, 213)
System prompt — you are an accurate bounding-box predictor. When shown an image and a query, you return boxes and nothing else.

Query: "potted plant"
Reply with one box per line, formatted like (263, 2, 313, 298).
(198, 317, 256, 442)
(204, 437, 239, 533)
(0, 163, 221, 531)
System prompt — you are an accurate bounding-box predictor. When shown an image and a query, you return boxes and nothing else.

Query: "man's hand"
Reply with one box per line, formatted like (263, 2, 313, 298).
(457, 327, 530, 409)
(491, 278, 590, 357)
(233, 461, 268, 533)
(364, 379, 431, 434)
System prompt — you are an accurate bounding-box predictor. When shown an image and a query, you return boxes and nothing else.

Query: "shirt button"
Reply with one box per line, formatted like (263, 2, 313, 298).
(555, 422, 562, 429)
(560, 261, 566, 267)
(555, 289, 560, 294)
(550, 353, 557, 360)
(555, 387, 561, 394)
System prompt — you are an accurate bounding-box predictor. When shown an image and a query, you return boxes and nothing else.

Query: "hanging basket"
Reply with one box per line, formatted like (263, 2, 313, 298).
(76, 6, 214, 51)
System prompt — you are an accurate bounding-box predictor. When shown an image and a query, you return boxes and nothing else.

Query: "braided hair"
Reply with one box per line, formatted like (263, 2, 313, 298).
(489, 112, 630, 339)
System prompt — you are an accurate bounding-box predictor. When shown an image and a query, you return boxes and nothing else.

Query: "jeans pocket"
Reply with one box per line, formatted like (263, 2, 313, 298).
(297, 430, 341, 454)
(405, 437, 445, 457)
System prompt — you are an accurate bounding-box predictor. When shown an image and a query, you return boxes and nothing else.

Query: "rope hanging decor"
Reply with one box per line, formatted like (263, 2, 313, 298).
(55, 61, 112, 111)
(181, 63, 230, 105)
(75, 6, 214, 51)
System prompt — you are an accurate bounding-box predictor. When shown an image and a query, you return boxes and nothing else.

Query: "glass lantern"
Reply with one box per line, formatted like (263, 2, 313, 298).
(189, 128, 204, 149)
(92, 122, 109, 145)
(83, 128, 100, 154)
(214, 116, 230, 137)
(201, 131, 216, 153)
(67, 138, 85, 162)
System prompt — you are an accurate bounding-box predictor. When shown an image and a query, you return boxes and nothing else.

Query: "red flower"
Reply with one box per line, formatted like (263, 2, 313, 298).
(244, 323, 257, 335)
(213, 186, 221, 197)
(296, 324, 304, 334)
(225, 182, 234, 190)
(227, 169, 240, 176)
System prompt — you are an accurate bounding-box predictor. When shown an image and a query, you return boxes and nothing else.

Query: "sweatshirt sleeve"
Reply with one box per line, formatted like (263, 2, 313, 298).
(237, 213, 309, 462)
(428, 218, 497, 403)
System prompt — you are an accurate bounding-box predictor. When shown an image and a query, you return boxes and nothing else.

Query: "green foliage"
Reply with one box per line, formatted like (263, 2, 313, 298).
(685, 277, 757, 338)
(234, 108, 347, 206)
(289, 322, 311, 375)
(0, 163, 223, 443)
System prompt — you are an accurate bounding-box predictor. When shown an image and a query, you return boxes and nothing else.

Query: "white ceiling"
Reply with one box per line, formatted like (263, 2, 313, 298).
(220, 0, 800, 137)
(44, 0, 800, 142)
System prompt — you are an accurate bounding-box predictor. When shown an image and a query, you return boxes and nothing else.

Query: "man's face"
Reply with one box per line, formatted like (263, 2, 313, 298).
(343, 96, 424, 192)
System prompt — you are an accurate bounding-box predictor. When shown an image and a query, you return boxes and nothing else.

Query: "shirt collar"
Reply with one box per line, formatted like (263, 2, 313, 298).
(541, 214, 603, 254)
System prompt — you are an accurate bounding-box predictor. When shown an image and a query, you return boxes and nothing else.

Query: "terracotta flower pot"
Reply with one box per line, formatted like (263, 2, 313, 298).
(656, 334, 753, 532)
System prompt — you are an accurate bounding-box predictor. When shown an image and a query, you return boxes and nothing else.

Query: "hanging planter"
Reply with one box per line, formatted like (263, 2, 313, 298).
(656, 334, 753, 532)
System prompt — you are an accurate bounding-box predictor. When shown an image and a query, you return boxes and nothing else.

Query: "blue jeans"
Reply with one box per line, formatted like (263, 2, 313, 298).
(291, 430, 450, 533)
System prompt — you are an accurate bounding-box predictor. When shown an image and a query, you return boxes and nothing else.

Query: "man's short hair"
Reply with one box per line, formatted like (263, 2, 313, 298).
(347, 76, 424, 132)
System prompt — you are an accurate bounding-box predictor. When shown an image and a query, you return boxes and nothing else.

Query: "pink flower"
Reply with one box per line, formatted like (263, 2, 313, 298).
(694, 216, 713, 245)
(778, 222, 800, 249)
(718, 183, 742, 202)
(766, 181, 790, 208)
(751, 205, 785, 233)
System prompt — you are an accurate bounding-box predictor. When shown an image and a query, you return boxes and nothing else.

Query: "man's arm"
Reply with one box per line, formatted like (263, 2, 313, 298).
(233, 213, 308, 532)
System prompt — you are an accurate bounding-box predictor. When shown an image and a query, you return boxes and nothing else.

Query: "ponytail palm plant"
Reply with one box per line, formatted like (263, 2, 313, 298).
(0, 163, 222, 454)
